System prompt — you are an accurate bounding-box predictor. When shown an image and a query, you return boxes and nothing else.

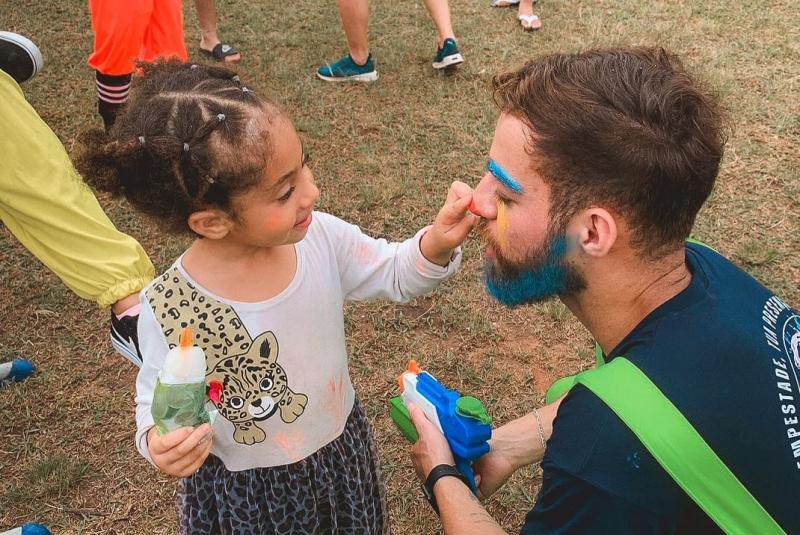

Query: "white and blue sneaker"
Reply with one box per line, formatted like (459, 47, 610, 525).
(0, 358, 36, 386)
(432, 38, 463, 70)
(0, 523, 53, 535)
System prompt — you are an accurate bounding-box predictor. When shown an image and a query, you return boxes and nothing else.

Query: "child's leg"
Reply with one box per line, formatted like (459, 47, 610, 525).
(321, 397, 388, 532)
(141, 0, 189, 65)
(421, 0, 456, 47)
(177, 457, 222, 535)
(177, 399, 387, 533)
(337, 0, 370, 65)
(87, 0, 153, 129)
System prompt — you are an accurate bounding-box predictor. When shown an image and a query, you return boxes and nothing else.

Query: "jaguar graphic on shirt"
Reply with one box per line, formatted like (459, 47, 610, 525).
(146, 268, 308, 445)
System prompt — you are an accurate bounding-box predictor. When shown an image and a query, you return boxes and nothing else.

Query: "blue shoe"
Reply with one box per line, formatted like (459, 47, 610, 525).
(317, 54, 378, 82)
(0, 32, 44, 84)
(21, 523, 53, 535)
(432, 38, 463, 70)
(0, 358, 36, 386)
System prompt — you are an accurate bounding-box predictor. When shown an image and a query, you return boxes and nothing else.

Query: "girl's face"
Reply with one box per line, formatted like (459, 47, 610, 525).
(228, 116, 320, 248)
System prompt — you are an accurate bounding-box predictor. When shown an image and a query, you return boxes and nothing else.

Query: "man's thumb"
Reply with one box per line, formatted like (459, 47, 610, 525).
(407, 403, 430, 430)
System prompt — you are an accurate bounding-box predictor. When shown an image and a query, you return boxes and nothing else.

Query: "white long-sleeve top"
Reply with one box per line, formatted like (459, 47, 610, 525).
(135, 211, 461, 471)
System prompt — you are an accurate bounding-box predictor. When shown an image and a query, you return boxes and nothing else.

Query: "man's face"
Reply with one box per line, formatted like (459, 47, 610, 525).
(473, 113, 585, 306)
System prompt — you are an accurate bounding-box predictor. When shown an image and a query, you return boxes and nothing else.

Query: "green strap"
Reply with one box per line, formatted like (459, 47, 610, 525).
(575, 358, 784, 535)
(686, 236, 719, 253)
(544, 344, 605, 404)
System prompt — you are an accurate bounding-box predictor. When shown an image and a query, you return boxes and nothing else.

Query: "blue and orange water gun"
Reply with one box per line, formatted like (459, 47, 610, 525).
(389, 360, 492, 493)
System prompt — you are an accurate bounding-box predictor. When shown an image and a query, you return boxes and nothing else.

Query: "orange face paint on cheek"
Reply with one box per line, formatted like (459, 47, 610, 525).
(496, 198, 508, 251)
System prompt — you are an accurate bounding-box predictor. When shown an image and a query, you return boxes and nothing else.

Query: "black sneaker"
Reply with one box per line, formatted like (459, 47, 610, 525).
(111, 312, 143, 367)
(0, 31, 43, 83)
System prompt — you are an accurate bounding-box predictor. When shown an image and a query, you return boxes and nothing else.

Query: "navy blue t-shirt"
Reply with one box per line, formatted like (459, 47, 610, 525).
(521, 243, 800, 534)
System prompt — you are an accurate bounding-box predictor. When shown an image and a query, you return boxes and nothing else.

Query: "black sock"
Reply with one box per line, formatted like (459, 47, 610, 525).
(96, 71, 131, 130)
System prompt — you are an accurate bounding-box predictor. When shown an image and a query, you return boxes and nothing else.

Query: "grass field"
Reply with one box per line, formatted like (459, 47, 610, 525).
(1, 0, 798, 533)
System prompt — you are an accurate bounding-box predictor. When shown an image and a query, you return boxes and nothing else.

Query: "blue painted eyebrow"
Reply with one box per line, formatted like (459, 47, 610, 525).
(488, 159, 524, 193)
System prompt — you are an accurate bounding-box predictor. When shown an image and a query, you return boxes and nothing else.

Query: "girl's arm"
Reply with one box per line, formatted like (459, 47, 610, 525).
(134, 295, 170, 464)
(323, 182, 476, 302)
(134, 295, 214, 476)
(418, 181, 476, 266)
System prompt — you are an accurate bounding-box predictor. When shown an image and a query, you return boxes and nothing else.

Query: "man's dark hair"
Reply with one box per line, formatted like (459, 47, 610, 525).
(493, 47, 726, 257)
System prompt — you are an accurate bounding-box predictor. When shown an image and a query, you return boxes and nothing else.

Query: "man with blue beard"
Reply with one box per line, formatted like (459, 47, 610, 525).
(406, 47, 799, 534)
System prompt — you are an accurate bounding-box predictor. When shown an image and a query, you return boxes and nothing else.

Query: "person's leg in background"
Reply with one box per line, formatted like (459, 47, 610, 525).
(87, 0, 155, 130)
(316, 0, 378, 82)
(421, 0, 463, 70)
(140, 0, 188, 66)
(194, 0, 241, 62)
(0, 48, 154, 365)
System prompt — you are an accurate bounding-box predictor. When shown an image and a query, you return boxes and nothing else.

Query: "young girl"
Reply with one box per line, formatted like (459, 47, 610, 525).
(77, 60, 476, 533)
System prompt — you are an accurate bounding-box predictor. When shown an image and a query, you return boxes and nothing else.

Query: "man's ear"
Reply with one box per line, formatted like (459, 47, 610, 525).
(187, 209, 233, 239)
(572, 207, 617, 257)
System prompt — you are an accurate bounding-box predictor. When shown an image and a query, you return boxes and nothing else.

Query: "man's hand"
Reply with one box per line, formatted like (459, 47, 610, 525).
(408, 403, 456, 481)
(420, 181, 478, 266)
(147, 424, 213, 477)
(472, 426, 527, 499)
(408, 404, 509, 535)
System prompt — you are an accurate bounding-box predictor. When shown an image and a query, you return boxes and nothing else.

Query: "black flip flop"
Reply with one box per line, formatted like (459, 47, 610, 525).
(201, 43, 240, 62)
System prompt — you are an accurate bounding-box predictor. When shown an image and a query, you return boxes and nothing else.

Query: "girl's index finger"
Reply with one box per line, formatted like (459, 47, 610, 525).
(172, 424, 213, 455)
(150, 426, 194, 454)
(445, 181, 473, 203)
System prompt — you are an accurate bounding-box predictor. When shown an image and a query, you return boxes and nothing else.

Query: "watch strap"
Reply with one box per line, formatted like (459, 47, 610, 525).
(422, 464, 470, 515)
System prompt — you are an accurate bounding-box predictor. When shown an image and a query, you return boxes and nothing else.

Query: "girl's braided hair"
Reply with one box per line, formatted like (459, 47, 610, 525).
(76, 59, 279, 234)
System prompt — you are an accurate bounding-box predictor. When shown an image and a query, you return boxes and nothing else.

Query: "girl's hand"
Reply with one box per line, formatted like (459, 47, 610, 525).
(420, 181, 478, 266)
(147, 424, 213, 477)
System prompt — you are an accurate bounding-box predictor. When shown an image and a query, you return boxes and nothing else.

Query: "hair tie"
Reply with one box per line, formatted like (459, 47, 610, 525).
(183, 142, 190, 153)
(138, 136, 146, 146)
(217, 113, 226, 122)
(190, 64, 199, 70)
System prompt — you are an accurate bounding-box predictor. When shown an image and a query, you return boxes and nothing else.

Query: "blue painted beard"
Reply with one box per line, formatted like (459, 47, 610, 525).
(483, 233, 586, 307)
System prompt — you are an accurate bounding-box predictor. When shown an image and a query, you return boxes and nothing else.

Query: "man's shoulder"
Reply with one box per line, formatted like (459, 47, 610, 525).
(545, 385, 688, 514)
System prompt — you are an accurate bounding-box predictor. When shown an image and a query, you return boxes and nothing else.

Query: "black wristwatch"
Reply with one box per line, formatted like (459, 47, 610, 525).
(422, 464, 471, 515)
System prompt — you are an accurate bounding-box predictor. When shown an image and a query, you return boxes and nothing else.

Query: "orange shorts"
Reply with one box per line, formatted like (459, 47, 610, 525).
(88, 0, 188, 75)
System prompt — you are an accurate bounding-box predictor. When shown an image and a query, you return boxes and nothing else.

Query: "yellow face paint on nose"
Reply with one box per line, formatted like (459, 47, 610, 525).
(496, 198, 508, 252)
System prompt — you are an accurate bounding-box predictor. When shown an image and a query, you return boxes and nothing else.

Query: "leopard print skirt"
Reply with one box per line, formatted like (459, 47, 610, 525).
(177, 398, 388, 534)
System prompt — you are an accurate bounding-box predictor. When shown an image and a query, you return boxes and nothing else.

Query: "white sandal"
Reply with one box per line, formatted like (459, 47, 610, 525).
(518, 14, 541, 31)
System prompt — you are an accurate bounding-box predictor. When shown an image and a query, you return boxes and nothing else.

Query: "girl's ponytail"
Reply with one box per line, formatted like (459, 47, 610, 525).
(75, 128, 149, 196)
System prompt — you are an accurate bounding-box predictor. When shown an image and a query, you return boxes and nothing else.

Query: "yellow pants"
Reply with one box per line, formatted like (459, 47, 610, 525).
(0, 70, 154, 308)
